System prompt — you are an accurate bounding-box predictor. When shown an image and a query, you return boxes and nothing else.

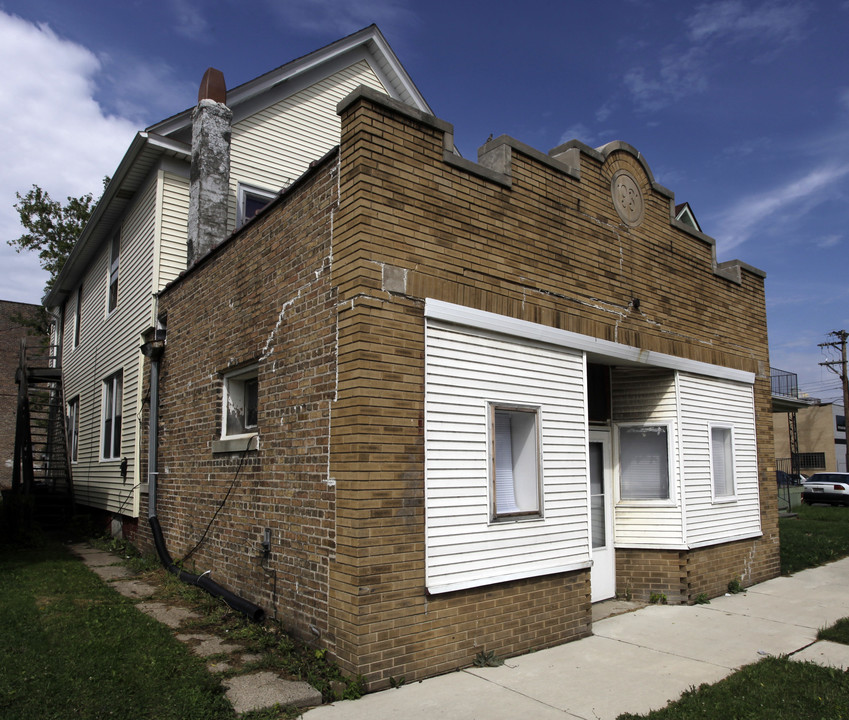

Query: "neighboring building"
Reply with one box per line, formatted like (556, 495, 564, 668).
(774, 402, 847, 473)
(138, 86, 779, 687)
(43, 26, 432, 529)
(0, 301, 47, 490)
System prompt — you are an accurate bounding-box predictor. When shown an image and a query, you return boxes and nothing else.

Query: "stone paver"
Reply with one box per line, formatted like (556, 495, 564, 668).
(136, 602, 200, 628)
(111, 580, 157, 599)
(175, 633, 242, 657)
(222, 672, 322, 714)
(89, 564, 133, 581)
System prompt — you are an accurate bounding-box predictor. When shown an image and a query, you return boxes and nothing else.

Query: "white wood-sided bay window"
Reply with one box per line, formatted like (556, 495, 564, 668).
(618, 424, 672, 501)
(491, 405, 541, 520)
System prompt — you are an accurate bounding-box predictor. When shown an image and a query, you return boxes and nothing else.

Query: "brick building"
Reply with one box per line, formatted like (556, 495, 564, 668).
(0, 301, 46, 489)
(139, 87, 778, 687)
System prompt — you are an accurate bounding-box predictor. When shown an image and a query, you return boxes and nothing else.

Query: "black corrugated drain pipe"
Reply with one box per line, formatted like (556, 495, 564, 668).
(141, 336, 265, 623)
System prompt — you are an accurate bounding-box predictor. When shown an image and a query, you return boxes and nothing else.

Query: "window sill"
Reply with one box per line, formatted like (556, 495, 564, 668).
(711, 496, 737, 505)
(212, 434, 259, 454)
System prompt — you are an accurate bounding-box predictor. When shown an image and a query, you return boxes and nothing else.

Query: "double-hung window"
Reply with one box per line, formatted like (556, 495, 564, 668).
(223, 366, 259, 438)
(618, 424, 672, 501)
(67, 396, 79, 463)
(107, 232, 120, 313)
(102, 371, 123, 460)
(710, 425, 735, 501)
(490, 405, 541, 520)
(236, 184, 276, 228)
(73, 284, 83, 347)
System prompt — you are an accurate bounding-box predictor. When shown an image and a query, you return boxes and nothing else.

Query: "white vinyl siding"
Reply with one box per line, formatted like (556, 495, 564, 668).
(612, 367, 683, 547)
(425, 322, 590, 594)
(228, 60, 386, 235)
(60, 176, 157, 516)
(158, 170, 189, 288)
(678, 374, 760, 546)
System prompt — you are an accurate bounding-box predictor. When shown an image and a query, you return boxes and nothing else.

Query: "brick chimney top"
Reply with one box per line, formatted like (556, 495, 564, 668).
(198, 67, 226, 103)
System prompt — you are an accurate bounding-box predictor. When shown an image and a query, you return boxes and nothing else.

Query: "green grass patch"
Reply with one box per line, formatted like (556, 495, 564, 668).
(617, 656, 849, 719)
(0, 542, 236, 720)
(819, 618, 849, 645)
(779, 503, 849, 575)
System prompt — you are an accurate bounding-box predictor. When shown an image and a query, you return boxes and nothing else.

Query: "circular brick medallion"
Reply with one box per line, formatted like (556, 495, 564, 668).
(611, 170, 644, 227)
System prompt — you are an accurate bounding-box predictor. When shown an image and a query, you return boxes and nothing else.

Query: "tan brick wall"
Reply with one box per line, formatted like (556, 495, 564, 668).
(138, 88, 778, 689)
(329, 91, 778, 685)
(136, 154, 339, 644)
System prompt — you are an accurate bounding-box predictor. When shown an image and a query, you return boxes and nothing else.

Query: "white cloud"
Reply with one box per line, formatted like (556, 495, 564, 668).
(558, 123, 595, 146)
(0, 11, 137, 303)
(713, 164, 849, 252)
(816, 234, 841, 249)
(170, 0, 212, 41)
(686, 0, 809, 44)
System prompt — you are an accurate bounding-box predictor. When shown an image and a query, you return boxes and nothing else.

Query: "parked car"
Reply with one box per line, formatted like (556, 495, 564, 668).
(801, 472, 849, 506)
(776, 470, 793, 486)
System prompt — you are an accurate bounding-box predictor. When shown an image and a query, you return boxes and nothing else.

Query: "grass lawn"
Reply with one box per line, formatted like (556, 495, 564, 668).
(0, 543, 237, 720)
(617, 502, 849, 720)
(780, 503, 849, 575)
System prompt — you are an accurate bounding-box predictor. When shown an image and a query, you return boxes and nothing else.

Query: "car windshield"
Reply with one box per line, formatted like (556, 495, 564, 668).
(807, 474, 849, 484)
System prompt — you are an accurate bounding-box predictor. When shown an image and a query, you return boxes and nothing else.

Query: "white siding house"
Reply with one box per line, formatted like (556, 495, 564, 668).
(46, 26, 433, 521)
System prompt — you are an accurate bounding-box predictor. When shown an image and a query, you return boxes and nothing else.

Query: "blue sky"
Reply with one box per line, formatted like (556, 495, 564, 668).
(0, 0, 846, 402)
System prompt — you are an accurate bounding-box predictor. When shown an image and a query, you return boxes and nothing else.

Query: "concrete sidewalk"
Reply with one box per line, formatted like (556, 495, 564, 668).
(306, 558, 849, 720)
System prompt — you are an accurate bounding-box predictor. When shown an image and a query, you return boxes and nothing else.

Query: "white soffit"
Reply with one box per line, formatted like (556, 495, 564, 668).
(425, 299, 755, 385)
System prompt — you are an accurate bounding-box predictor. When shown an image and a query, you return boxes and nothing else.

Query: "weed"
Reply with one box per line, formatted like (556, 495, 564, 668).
(694, 593, 710, 605)
(727, 578, 743, 594)
(473, 649, 504, 667)
(389, 675, 406, 688)
(649, 593, 668, 604)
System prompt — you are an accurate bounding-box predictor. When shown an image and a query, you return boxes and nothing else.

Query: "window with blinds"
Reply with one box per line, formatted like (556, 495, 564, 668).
(618, 425, 671, 501)
(710, 425, 735, 500)
(491, 406, 541, 520)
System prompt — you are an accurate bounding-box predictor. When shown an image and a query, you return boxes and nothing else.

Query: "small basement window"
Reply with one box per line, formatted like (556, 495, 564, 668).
(491, 405, 542, 520)
(222, 365, 258, 438)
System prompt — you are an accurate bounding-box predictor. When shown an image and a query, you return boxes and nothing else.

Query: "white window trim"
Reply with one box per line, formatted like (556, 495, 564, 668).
(101, 371, 123, 461)
(236, 183, 276, 228)
(67, 396, 79, 464)
(221, 365, 259, 441)
(487, 402, 544, 523)
(615, 422, 677, 507)
(709, 423, 737, 504)
(106, 231, 120, 316)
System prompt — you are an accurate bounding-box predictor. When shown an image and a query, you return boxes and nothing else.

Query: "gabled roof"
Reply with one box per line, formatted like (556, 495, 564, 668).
(45, 25, 431, 308)
(147, 24, 432, 141)
(674, 202, 702, 233)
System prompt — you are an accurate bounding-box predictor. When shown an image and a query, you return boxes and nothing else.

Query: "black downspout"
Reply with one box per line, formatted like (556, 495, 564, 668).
(141, 337, 265, 623)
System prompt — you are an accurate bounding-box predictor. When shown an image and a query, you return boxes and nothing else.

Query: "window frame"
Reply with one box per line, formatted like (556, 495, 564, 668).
(236, 183, 276, 228)
(67, 396, 80, 463)
(616, 422, 675, 505)
(709, 423, 737, 503)
(221, 365, 259, 440)
(106, 231, 120, 315)
(488, 403, 543, 522)
(73, 284, 83, 348)
(101, 370, 123, 461)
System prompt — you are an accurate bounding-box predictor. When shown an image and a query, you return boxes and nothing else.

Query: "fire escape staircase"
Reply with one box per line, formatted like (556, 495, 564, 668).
(10, 338, 75, 529)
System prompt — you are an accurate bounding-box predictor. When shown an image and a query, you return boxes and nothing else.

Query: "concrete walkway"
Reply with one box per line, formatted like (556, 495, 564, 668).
(306, 558, 849, 720)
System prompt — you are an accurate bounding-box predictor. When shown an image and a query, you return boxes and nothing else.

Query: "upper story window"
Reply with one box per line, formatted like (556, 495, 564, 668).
(710, 425, 736, 501)
(73, 284, 83, 348)
(237, 184, 276, 228)
(102, 370, 123, 460)
(491, 405, 542, 521)
(618, 424, 672, 502)
(223, 365, 259, 438)
(107, 232, 120, 314)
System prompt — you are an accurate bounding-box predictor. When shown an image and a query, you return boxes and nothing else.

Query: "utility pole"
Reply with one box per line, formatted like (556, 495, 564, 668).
(819, 330, 849, 472)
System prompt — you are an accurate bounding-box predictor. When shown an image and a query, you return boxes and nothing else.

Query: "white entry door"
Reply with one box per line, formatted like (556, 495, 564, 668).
(589, 431, 615, 602)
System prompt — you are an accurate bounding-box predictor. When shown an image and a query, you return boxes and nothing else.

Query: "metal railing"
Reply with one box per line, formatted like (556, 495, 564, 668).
(770, 368, 799, 398)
